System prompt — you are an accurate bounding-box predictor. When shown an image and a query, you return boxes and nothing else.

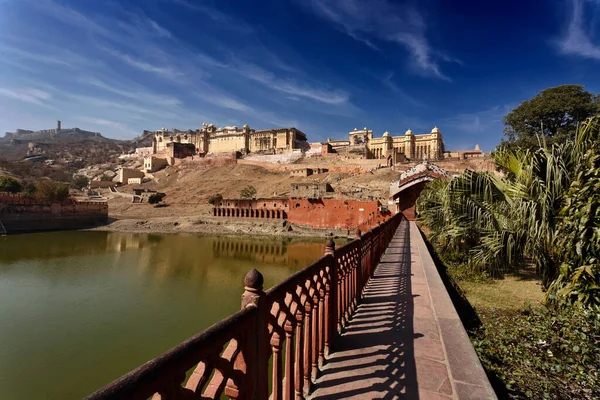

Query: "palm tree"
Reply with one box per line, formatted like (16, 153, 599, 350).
(418, 134, 574, 287)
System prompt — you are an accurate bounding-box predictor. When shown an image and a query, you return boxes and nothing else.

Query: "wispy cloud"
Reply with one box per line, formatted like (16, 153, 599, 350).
(84, 79, 183, 107)
(33, 0, 119, 41)
(0, 87, 56, 108)
(302, 0, 457, 80)
(75, 116, 137, 136)
(442, 105, 511, 136)
(557, 0, 600, 60)
(165, 0, 254, 33)
(98, 44, 190, 82)
(231, 61, 349, 104)
(381, 72, 425, 107)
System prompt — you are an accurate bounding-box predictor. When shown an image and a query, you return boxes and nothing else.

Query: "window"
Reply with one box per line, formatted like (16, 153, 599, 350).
(295, 203, 300, 208)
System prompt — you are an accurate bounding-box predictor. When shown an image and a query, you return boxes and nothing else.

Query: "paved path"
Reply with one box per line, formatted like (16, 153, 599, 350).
(309, 220, 462, 400)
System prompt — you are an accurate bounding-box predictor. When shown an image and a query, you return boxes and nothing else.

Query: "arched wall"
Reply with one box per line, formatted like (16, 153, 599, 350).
(394, 181, 428, 221)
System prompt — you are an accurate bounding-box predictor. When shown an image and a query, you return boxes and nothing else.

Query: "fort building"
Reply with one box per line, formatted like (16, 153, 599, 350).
(290, 182, 334, 198)
(148, 124, 309, 156)
(328, 126, 445, 162)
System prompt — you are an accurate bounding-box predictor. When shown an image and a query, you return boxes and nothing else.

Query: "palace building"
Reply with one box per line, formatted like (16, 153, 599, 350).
(148, 123, 309, 156)
(328, 127, 445, 162)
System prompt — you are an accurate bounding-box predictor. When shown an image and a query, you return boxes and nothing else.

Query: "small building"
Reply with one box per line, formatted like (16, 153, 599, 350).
(118, 168, 144, 184)
(135, 147, 153, 157)
(143, 156, 169, 173)
(290, 182, 334, 198)
(290, 168, 314, 177)
(89, 180, 116, 189)
(127, 177, 142, 185)
(289, 168, 329, 177)
(444, 144, 485, 160)
(213, 198, 289, 219)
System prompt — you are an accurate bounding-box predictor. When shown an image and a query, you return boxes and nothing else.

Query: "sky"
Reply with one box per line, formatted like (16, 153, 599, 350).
(1, 0, 600, 151)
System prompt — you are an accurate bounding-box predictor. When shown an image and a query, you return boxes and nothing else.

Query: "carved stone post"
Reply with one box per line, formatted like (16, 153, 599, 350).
(324, 239, 337, 355)
(241, 269, 268, 400)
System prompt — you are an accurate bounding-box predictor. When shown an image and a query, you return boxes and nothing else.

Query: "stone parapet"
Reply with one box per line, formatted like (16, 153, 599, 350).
(411, 222, 497, 399)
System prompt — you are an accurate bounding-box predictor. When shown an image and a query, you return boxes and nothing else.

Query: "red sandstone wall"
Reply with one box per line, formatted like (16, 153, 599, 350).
(0, 200, 108, 233)
(287, 198, 384, 230)
(397, 182, 427, 221)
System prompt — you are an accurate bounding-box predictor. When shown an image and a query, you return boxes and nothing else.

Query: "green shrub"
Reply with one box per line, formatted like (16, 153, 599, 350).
(71, 175, 89, 190)
(472, 305, 599, 399)
(208, 193, 223, 205)
(148, 193, 166, 205)
(34, 179, 70, 202)
(0, 176, 22, 193)
(240, 185, 256, 199)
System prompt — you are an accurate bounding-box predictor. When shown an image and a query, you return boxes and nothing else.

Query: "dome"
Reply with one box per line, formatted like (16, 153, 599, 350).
(383, 131, 390, 136)
(405, 129, 413, 135)
(354, 128, 358, 131)
(431, 126, 440, 134)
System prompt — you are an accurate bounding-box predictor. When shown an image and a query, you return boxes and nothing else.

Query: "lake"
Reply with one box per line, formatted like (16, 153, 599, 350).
(0, 231, 327, 400)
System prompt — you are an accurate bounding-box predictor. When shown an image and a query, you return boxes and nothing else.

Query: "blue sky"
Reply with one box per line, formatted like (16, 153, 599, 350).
(1, 0, 600, 151)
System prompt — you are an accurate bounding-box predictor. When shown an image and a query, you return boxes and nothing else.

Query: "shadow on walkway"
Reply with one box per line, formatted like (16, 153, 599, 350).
(311, 220, 418, 399)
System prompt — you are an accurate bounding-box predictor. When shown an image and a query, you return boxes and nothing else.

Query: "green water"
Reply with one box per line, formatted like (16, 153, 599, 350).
(0, 231, 326, 400)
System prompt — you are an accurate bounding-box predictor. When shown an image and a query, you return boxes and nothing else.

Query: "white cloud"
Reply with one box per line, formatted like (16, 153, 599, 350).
(233, 61, 349, 105)
(381, 72, 425, 107)
(442, 105, 510, 135)
(102, 48, 185, 81)
(0, 87, 55, 108)
(303, 0, 456, 80)
(165, 0, 254, 33)
(84, 79, 183, 107)
(74, 116, 138, 137)
(557, 0, 600, 60)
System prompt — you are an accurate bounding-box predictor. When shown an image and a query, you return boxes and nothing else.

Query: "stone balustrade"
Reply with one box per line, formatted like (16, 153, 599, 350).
(85, 212, 404, 400)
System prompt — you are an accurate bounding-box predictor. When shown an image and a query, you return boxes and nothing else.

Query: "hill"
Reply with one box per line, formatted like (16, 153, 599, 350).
(0, 128, 150, 181)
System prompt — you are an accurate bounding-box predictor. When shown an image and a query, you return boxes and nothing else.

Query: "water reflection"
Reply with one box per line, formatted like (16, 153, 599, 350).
(0, 231, 326, 400)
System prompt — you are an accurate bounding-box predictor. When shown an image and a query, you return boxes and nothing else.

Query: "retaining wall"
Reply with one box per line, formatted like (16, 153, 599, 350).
(0, 200, 108, 234)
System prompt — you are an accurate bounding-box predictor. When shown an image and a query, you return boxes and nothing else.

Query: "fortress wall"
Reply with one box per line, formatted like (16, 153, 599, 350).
(0, 200, 108, 234)
(287, 198, 388, 230)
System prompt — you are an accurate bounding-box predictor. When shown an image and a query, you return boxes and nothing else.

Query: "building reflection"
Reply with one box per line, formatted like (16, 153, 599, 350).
(0, 232, 327, 289)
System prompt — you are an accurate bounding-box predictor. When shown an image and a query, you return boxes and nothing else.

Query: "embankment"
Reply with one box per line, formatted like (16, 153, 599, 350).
(0, 194, 108, 234)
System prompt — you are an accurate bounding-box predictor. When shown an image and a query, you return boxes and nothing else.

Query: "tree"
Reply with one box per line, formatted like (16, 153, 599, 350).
(71, 175, 89, 190)
(148, 193, 166, 204)
(502, 85, 598, 151)
(418, 116, 600, 309)
(208, 193, 223, 205)
(418, 142, 573, 286)
(549, 117, 600, 309)
(34, 179, 70, 202)
(240, 186, 257, 199)
(0, 176, 22, 193)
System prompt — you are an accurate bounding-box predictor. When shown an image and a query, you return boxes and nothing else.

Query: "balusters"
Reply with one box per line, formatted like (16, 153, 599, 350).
(317, 283, 325, 368)
(284, 320, 294, 400)
(310, 288, 319, 381)
(271, 332, 283, 400)
(303, 299, 312, 394)
(293, 300, 304, 400)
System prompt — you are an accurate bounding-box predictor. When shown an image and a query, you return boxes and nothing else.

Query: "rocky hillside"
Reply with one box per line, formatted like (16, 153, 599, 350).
(0, 129, 149, 182)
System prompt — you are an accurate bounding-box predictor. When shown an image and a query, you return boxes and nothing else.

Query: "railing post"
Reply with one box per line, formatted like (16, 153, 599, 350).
(241, 269, 268, 400)
(354, 228, 363, 304)
(324, 239, 336, 355)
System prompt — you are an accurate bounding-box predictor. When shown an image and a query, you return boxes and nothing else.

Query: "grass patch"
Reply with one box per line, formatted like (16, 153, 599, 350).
(458, 273, 544, 314)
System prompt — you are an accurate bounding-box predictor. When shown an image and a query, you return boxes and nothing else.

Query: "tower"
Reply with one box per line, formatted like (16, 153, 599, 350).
(57, 120, 61, 131)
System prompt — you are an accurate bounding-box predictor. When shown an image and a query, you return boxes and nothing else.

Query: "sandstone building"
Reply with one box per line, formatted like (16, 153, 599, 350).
(327, 127, 445, 162)
(148, 124, 309, 156)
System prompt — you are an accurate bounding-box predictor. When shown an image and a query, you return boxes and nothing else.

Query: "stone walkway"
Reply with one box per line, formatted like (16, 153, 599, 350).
(309, 221, 495, 400)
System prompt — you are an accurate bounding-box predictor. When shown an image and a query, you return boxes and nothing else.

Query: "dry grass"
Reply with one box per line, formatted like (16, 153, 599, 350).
(458, 271, 544, 313)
